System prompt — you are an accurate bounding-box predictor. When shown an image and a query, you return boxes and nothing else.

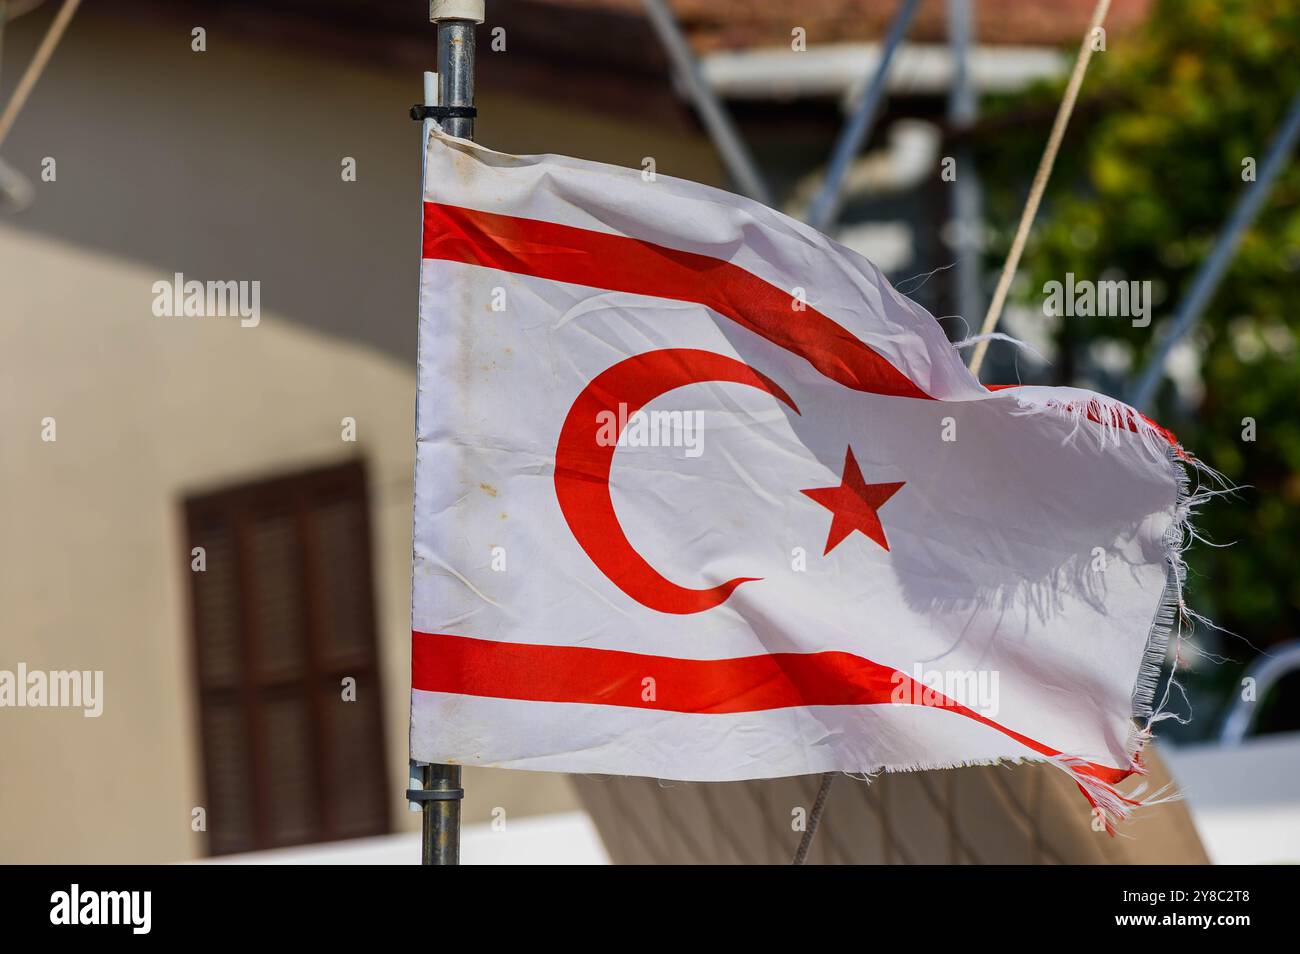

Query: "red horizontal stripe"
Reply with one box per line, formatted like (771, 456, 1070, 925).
(411, 630, 1129, 784)
(420, 202, 1181, 452)
(422, 201, 932, 400)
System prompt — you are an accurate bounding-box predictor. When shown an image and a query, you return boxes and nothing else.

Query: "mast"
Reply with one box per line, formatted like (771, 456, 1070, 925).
(410, 0, 484, 867)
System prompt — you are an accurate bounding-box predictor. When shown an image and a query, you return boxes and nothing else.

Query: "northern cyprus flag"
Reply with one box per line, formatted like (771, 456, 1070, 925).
(410, 131, 1197, 826)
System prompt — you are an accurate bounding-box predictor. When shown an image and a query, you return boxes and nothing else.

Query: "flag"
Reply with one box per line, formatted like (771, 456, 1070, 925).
(409, 131, 1200, 826)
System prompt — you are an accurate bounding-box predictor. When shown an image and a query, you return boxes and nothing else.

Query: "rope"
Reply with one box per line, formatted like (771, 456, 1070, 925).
(0, 0, 80, 153)
(965, 0, 1111, 378)
(791, 772, 835, 865)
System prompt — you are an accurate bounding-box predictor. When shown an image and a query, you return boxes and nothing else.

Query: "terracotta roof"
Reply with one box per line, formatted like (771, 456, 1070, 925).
(537, 0, 1154, 51)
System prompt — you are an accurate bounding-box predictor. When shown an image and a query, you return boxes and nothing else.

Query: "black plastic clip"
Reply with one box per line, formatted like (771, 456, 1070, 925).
(410, 104, 478, 121)
(406, 787, 466, 802)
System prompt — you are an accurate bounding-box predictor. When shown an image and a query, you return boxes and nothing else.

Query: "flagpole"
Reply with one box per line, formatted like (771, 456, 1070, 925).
(412, 0, 483, 867)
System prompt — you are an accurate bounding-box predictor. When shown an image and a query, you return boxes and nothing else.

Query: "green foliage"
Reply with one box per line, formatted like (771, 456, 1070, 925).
(980, 0, 1300, 729)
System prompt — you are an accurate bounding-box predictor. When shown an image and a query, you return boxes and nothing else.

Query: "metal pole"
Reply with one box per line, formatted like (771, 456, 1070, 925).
(1127, 87, 1300, 411)
(414, 0, 483, 866)
(419, 762, 463, 865)
(806, 0, 921, 233)
(946, 0, 984, 334)
(436, 17, 476, 140)
(641, 0, 773, 206)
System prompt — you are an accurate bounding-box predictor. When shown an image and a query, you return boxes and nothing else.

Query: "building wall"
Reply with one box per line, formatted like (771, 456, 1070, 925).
(0, 8, 721, 862)
(1, 226, 422, 862)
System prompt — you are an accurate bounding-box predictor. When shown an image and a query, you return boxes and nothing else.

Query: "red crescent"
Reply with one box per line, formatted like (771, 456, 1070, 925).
(555, 349, 800, 615)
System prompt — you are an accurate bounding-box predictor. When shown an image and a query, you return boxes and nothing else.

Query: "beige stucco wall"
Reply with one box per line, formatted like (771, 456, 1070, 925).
(0, 9, 721, 863)
(0, 225, 615, 863)
(0, 226, 420, 862)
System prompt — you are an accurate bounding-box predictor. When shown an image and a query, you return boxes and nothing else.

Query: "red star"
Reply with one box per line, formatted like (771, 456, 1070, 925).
(801, 447, 905, 554)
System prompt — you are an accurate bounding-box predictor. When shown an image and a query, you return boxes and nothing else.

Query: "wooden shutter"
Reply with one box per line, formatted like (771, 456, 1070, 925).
(184, 459, 391, 855)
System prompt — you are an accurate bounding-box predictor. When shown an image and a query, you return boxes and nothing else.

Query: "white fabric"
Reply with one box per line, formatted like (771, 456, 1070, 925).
(409, 131, 1181, 787)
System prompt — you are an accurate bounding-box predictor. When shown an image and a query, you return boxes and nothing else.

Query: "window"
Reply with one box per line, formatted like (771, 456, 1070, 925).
(184, 459, 390, 855)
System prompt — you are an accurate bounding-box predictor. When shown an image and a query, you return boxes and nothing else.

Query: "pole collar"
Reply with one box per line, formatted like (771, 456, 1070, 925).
(406, 787, 466, 802)
(430, 0, 485, 23)
(410, 104, 478, 121)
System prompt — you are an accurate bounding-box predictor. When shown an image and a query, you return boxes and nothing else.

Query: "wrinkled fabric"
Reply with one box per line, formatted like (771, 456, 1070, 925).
(409, 132, 1185, 813)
